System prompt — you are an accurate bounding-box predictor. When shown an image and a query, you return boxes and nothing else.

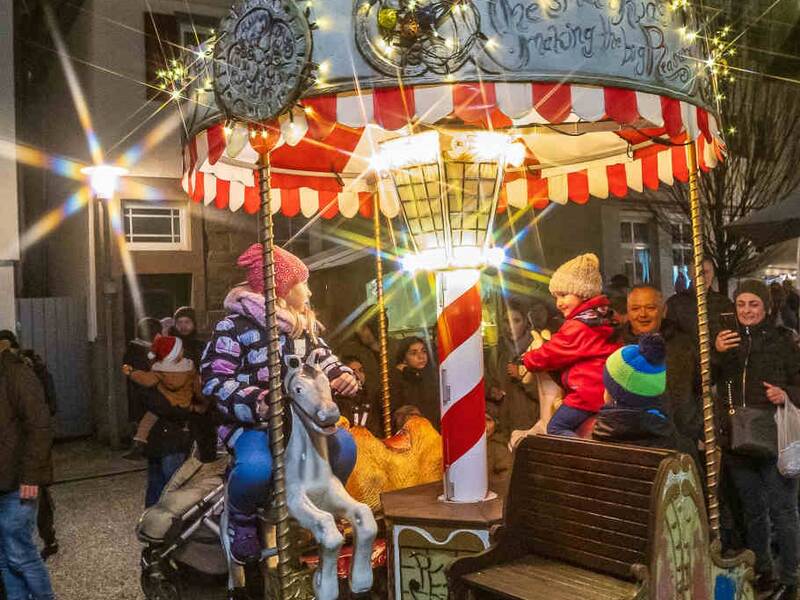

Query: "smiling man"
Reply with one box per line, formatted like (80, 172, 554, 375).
(625, 285, 702, 445)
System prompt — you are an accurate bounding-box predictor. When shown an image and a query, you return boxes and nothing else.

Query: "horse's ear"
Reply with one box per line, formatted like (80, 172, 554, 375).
(284, 354, 302, 370)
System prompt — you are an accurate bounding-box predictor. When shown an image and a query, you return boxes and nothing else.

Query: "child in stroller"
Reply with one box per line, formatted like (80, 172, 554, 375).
(137, 447, 230, 599)
(137, 442, 387, 600)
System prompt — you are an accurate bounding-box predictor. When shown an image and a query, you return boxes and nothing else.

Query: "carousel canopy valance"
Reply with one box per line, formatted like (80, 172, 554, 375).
(182, 82, 723, 217)
(179, 0, 723, 218)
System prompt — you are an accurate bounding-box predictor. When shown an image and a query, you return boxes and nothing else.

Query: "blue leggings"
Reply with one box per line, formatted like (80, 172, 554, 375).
(547, 404, 595, 437)
(228, 428, 357, 514)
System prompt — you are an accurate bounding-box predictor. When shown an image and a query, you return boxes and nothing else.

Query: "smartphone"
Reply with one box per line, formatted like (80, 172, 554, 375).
(720, 312, 738, 333)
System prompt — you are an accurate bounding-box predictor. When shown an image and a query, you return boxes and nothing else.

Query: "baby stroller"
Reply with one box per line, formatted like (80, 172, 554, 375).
(137, 436, 387, 600)
(137, 449, 231, 599)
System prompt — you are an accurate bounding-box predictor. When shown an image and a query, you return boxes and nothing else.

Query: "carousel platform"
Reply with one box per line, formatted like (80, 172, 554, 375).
(381, 481, 504, 600)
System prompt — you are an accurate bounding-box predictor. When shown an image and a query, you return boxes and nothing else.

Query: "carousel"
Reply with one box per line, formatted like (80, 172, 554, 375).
(147, 0, 754, 598)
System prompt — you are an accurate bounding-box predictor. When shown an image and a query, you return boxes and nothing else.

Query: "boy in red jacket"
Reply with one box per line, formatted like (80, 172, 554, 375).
(523, 253, 621, 436)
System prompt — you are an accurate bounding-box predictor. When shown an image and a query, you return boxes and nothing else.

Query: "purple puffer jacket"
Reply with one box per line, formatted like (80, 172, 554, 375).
(200, 287, 351, 426)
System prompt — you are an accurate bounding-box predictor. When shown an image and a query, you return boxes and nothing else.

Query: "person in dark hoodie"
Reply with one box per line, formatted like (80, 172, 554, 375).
(485, 299, 538, 436)
(713, 279, 800, 600)
(389, 336, 440, 429)
(624, 285, 702, 446)
(171, 306, 205, 368)
(592, 334, 688, 453)
(0, 342, 55, 599)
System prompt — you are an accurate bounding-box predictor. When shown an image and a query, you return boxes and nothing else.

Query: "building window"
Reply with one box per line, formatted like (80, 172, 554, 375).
(122, 201, 189, 251)
(671, 221, 693, 291)
(620, 217, 653, 285)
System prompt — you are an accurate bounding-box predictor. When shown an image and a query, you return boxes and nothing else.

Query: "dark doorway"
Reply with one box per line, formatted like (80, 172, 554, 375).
(123, 273, 192, 340)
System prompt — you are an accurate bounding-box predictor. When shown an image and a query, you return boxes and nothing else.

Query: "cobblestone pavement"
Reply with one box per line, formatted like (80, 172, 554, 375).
(45, 439, 230, 600)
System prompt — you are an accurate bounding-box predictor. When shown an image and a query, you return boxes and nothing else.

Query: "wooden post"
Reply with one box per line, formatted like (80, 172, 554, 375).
(687, 141, 720, 538)
(258, 153, 291, 599)
(374, 193, 392, 438)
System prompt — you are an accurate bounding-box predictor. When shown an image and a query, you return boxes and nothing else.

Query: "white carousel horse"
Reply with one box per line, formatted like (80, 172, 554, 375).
(282, 354, 378, 600)
(510, 329, 564, 450)
(220, 354, 377, 600)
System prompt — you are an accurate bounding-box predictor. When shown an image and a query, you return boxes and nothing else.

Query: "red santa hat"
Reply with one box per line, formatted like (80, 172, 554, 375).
(148, 334, 183, 363)
(237, 243, 309, 298)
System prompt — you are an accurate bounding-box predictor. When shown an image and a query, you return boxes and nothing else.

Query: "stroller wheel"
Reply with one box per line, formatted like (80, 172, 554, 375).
(140, 569, 184, 600)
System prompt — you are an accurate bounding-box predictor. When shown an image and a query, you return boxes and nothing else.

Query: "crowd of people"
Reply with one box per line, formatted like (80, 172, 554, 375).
(4, 238, 800, 598)
(481, 254, 800, 600)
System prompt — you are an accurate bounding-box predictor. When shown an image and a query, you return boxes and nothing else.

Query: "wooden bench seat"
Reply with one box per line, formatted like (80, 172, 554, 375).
(461, 554, 637, 600)
(447, 434, 756, 600)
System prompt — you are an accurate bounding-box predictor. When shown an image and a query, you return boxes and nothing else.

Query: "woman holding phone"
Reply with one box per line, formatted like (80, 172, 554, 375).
(714, 280, 800, 600)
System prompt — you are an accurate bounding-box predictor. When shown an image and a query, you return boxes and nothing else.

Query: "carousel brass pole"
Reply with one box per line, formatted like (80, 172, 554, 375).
(687, 141, 720, 539)
(258, 152, 291, 599)
(374, 193, 392, 438)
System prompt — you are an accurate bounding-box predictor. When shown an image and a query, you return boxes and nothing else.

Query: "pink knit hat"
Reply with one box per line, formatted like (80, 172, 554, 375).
(237, 243, 309, 298)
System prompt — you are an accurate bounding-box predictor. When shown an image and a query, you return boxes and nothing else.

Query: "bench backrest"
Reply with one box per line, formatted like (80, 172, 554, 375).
(506, 435, 675, 581)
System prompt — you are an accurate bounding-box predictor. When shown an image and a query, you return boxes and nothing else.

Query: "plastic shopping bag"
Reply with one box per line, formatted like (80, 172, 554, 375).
(776, 400, 800, 478)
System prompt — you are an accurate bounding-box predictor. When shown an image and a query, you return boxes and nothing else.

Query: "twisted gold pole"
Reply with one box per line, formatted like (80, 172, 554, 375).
(258, 153, 291, 599)
(688, 142, 720, 539)
(374, 193, 392, 438)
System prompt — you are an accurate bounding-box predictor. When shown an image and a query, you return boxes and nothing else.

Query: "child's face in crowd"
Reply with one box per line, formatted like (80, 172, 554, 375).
(529, 303, 549, 330)
(346, 360, 366, 385)
(553, 293, 583, 318)
(485, 415, 496, 437)
(506, 309, 528, 341)
(284, 282, 312, 312)
(404, 342, 429, 370)
(175, 316, 195, 336)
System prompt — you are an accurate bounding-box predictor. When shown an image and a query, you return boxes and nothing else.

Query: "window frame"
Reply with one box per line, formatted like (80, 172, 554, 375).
(670, 218, 694, 288)
(121, 200, 190, 252)
(619, 213, 654, 285)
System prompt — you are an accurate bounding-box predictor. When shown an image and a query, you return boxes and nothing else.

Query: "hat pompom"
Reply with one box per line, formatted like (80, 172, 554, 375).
(639, 333, 666, 365)
(148, 351, 156, 360)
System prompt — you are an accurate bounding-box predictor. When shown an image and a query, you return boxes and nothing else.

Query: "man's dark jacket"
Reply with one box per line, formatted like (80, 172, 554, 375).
(623, 320, 702, 442)
(666, 288, 733, 341)
(0, 350, 53, 492)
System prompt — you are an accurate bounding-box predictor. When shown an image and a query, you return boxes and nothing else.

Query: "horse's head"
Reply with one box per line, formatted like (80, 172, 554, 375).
(283, 354, 341, 435)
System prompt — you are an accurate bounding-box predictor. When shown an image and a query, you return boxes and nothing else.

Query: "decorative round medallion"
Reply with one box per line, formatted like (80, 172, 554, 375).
(214, 0, 313, 122)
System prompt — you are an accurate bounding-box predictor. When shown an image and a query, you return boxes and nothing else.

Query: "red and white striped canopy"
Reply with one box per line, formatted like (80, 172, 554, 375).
(182, 82, 723, 218)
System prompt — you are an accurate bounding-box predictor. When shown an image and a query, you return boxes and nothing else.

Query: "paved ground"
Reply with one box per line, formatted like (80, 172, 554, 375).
(45, 440, 229, 600)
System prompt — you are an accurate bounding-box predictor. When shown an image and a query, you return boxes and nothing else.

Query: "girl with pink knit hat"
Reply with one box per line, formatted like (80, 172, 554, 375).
(201, 243, 359, 565)
(522, 253, 621, 437)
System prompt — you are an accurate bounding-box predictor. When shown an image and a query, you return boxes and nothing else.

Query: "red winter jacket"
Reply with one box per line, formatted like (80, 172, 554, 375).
(523, 296, 621, 413)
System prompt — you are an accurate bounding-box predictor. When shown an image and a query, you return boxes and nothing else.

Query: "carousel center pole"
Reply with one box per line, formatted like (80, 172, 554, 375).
(687, 142, 720, 539)
(258, 152, 292, 599)
(437, 268, 488, 502)
(373, 193, 392, 438)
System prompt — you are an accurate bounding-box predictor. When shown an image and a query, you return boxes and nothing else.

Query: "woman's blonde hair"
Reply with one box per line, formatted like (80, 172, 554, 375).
(277, 297, 319, 343)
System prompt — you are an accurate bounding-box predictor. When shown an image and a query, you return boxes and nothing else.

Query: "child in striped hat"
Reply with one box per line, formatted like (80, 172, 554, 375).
(592, 334, 682, 450)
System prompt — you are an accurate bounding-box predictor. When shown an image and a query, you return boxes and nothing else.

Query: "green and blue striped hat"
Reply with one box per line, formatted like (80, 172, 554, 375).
(603, 334, 666, 408)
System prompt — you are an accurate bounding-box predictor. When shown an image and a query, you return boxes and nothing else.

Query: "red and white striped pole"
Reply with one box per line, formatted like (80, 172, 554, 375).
(437, 269, 488, 502)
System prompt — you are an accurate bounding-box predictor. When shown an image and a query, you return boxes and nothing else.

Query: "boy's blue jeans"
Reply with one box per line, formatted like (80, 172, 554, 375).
(547, 404, 595, 437)
(0, 490, 55, 600)
(228, 427, 357, 514)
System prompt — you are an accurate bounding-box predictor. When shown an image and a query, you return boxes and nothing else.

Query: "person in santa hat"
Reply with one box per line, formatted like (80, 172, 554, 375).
(201, 244, 360, 565)
(121, 335, 205, 459)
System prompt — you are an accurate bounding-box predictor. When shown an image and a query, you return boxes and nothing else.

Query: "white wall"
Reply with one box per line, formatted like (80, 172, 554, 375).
(0, 267, 15, 330)
(0, 1, 18, 328)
